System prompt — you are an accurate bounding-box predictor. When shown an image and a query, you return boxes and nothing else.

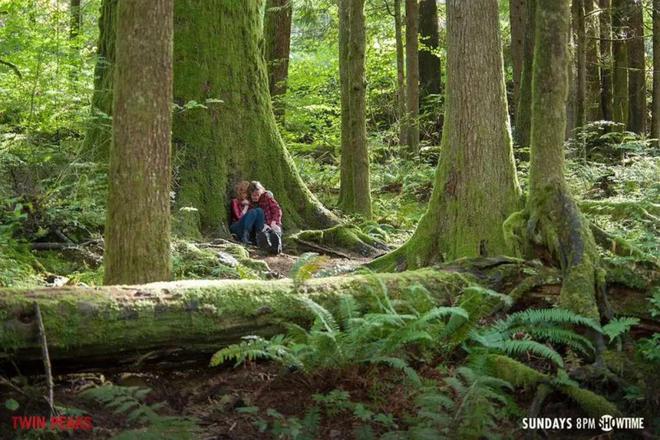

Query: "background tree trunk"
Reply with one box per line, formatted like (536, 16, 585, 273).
(418, 0, 441, 103)
(371, 0, 522, 271)
(612, 0, 629, 127)
(627, 0, 646, 134)
(264, 0, 293, 122)
(338, 0, 372, 218)
(405, 0, 420, 155)
(82, 0, 117, 159)
(510, 0, 525, 117)
(85, 0, 337, 236)
(513, 0, 601, 319)
(69, 0, 81, 39)
(573, 0, 587, 129)
(104, 0, 173, 285)
(585, 0, 602, 121)
(514, 0, 536, 147)
(600, 0, 614, 120)
(653, 0, 660, 143)
(394, 0, 407, 145)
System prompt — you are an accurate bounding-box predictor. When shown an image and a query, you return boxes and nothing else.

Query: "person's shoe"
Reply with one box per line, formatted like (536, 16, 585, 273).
(241, 230, 251, 245)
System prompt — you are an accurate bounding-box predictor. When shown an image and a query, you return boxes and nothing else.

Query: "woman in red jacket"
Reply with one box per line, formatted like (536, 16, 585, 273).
(229, 181, 264, 244)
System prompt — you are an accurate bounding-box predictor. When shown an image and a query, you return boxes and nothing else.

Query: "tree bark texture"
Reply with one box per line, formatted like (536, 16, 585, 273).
(600, 0, 614, 121)
(264, 0, 293, 121)
(338, 0, 372, 218)
(626, 0, 646, 134)
(510, 0, 525, 115)
(371, 0, 521, 271)
(418, 0, 442, 102)
(104, 0, 173, 285)
(612, 0, 629, 127)
(405, 0, 420, 154)
(584, 0, 602, 121)
(514, 0, 535, 146)
(653, 0, 660, 143)
(394, 0, 407, 145)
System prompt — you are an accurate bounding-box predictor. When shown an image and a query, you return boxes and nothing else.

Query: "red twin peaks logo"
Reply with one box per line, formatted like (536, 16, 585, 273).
(12, 415, 93, 431)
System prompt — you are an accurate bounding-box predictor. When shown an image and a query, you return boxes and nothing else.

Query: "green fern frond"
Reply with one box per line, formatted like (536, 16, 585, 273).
(499, 340, 564, 367)
(602, 317, 639, 342)
(501, 308, 601, 332)
(525, 327, 594, 354)
(301, 297, 339, 333)
(370, 356, 421, 385)
(290, 252, 329, 286)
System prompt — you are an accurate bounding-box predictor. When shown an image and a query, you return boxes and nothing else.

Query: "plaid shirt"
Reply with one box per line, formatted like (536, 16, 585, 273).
(254, 191, 282, 226)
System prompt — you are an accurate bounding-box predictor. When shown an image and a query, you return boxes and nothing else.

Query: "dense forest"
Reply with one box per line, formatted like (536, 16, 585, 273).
(0, 0, 658, 438)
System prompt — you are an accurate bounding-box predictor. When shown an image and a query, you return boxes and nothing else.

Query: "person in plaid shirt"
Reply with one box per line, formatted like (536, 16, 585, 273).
(248, 181, 282, 233)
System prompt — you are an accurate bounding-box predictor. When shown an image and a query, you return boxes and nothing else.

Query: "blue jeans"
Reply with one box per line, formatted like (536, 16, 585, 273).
(230, 208, 265, 242)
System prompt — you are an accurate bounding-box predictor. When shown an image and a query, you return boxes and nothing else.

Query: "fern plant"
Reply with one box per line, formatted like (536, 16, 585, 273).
(211, 289, 468, 384)
(80, 385, 199, 440)
(467, 308, 601, 368)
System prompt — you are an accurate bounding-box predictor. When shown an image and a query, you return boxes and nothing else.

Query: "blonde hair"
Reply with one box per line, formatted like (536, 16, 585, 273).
(247, 181, 265, 195)
(234, 181, 250, 199)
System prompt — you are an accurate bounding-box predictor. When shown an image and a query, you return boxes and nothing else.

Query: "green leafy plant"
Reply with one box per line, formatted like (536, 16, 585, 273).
(80, 385, 199, 440)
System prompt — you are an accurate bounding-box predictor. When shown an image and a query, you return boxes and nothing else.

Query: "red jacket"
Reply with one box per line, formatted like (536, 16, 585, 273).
(230, 199, 248, 223)
(254, 191, 282, 226)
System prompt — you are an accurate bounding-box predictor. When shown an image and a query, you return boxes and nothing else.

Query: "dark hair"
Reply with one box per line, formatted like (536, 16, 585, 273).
(247, 181, 265, 195)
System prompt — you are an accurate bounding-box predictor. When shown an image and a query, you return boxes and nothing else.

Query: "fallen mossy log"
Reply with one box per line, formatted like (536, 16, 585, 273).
(288, 225, 388, 258)
(1, 267, 484, 371)
(1, 257, 654, 373)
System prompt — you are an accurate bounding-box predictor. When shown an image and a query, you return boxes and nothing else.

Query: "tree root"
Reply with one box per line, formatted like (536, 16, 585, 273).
(288, 225, 388, 258)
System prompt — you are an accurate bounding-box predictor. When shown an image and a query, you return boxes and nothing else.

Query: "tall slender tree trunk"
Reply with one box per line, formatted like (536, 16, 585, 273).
(371, 0, 522, 270)
(585, 0, 602, 121)
(600, 0, 614, 120)
(510, 0, 525, 115)
(104, 0, 173, 285)
(653, 0, 660, 143)
(573, 0, 587, 130)
(627, 0, 646, 134)
(405, 0, 420, 155)
(264, 0, 293, 122)
(507, 0, 601, 319)
(514, 0, 536, 147)
(69, 0, 81, 39)
(86, 0, 337, 235)
(338, 0, 372, 218)
(566, 11, 577, 139)
(394, 0, 407, 145)
(418, 0, 441, 102)
(612, 0, 629, 127)
(83, 0, 117, 158)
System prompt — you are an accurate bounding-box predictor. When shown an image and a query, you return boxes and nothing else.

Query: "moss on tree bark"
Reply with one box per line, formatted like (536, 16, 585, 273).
(338, 0, 372, 218)
(370, 0, 522, 271)
(104, 0, 173, 285)
(504, 0, 602, 319)
(85, 0, 337, 236)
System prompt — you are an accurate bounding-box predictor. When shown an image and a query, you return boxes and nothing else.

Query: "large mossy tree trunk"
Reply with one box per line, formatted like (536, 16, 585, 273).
(104, 0, 173, 285)
(264, 0, 293, 121)
(370, 0, 521, 271)
(405, 0, 420, 155)
(612, 0, 629, 127)
(418, 0, 441, 104)
(653, 0, 660, 144)
(505, 0, 601, 319)
(514, 0, 536, 147)
(86, 0, 337, 236)
(338, 0, 372, 218)
(600, 0, 614, 121)
(627, 0, 646, 135)
(509, 0, 525, 116)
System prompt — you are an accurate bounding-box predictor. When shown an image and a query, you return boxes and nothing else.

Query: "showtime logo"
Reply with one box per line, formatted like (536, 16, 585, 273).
(11, 415, 93, 431)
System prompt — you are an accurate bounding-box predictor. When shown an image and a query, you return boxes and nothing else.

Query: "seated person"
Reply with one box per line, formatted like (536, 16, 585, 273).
(248, 181, 283, 253)
(229, 181, 264, 244)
